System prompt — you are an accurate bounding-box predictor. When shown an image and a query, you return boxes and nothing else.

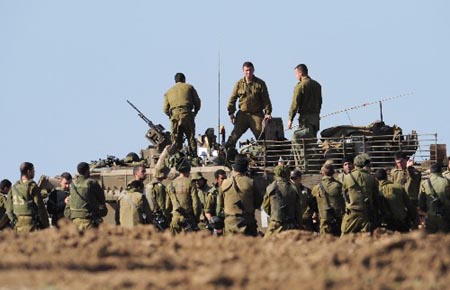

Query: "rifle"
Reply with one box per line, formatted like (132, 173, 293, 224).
(152, 211, 169, 232)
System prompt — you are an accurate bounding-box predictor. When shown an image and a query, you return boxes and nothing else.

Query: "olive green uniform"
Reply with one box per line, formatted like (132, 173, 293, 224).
(312, 176, 345, 236)
(341, 168, 380, 235)
(443, 169, 450, 180)
(226, 76, 272, 148)
(205, 184, 219, 217)
(118, 188, 152, 228)
(195, 183, 212, 230)
(0, 193, 10, 229)
(379, 180, 417, 232)
(166, 176, 200, 234)
(288, 76, 322, 137)
(419, 173, 450, 233)
(65, 176, 107, 231)
(390, 166, 421, 206)
(294, 183, 317, 231)
(163, 82, 201, 156)
(147, 178, 171, 221)
(6, 180, 49, 232)
(263, 177, 301, 237)
(217, 173, 263, 236)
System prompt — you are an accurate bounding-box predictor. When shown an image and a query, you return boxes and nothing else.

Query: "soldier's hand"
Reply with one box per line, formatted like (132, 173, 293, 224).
(264, 114, 272, 121)
(229, 114, 235, 124)
(407, 159, 414, 167)
(287, 120, 293, 130)
(64, 196, 70, 205)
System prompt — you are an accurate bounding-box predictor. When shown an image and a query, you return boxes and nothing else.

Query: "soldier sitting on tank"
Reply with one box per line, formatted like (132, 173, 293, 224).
(118, 180, 153, 228)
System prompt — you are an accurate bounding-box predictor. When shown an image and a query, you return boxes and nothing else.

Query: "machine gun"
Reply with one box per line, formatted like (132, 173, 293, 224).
(127, 100, 171, 152)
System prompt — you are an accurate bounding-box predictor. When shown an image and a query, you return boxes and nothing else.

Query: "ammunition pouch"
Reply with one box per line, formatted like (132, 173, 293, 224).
(153, 211, 169, 232)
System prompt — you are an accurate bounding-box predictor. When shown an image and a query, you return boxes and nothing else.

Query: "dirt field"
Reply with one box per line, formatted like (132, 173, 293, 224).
(0, 221, 449, 290)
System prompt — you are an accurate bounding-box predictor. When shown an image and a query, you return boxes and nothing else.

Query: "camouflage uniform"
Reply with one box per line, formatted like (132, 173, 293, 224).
(147, 178, 171, 221)
(312, 176, 345, 236)
(379, 180, 417, 232)
(118, 187, 152, 228)
(443, 169, 450, 180)
(166, 176, 200, 234)
(226, 76, 272, 148)
(65, 176, 107, 231)
(0, 193, 9, 229)
(163, 82, 201, 155)
(205, 183, 220, 218)
(419, 173, 450, 233)
(193, 182, 211, 231)
(47, 188, 70, 226)
(288, 76, 322, 137)
(263, 176, 301, 237)
(6, 180, 49, 232)
(390, 166, 421, 207)
(218, 173, 262, 236)
(341, 168, 380, 235)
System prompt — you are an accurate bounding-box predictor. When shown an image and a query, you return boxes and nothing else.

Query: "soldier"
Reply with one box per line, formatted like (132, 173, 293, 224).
(146, 166, 171, 229)
(47, 172, 72, 227)
(263, 165, 301, 237)
(163, 72, 201, 157)
(390, 151, 422, 207)
(166, 158, 200, 234)
(191, 172, 211, 231)
(290, 168, 318, 231)
(341, 154, 380, 235)
(65, 162, 107, 231)
(287, 64, 322, 137)
(205, 169, 227, 221)
(312, 164, 345, 236)
(375, 168, 417, 232)
(0, 179, 12, 230)
(6, 162, 49, 232)
(118, 180, 153, 228)
(217, 154, 263, 236)
(337, 156, 354, 183)
(443, 156, 450, 180)
(225, 61, 272, 151)
(419, 163, 450, 233)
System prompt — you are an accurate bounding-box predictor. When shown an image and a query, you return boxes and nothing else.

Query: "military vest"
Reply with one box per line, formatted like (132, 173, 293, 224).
(69, 177, 93, 219)
(221, 174, 256, 217)
(119, 189, 144, 228)
(11, 180, 36, 216)
(168, 176, 195, 216)
(264, 179, 298, 223)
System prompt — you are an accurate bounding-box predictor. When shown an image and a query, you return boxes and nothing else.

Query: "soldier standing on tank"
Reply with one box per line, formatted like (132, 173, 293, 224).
(375, 168, 417, 232)
(290, 168, 318, 231)
(47, 172, 72, 227)
(443, 156, 450, 180)
(312, 164, 345, 236)
(217, 154, 263, 236)
(263, 165, 301, 238)
(65, 162, 107, 231)
(287, 64, 322, 137)
(419, 163, 450, 233)
(390, 152, 422, 208)
(337, 156, 354, 183)
(191, 172, 211, 231)
(341, 154, 381, 235)
(0, 179, 12, 230)
(166, 158, 200, 234)
(163, 72, 201, 157)
(118, 180, 153, 228)
(6, 162, 49, 232)
(225, 62, 272, 152)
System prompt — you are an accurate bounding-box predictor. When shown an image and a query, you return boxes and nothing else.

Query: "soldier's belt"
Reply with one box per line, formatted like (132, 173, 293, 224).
(70, 208, 90, 213)
(170, 106, 190, 112)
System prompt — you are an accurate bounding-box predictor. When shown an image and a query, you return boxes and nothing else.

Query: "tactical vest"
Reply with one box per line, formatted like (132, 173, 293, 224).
(11, 181, 36, 216)
(266, 180, 297, 223)
(69, 179, 91, 219)
(221, 175, 255, 217)
(168, 177, 195, 216)
(119, 190, 143, 227)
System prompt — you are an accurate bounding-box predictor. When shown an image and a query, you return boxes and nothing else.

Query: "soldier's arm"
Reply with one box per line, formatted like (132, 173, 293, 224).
(163, 94, 170, 117)
(191, 185, 201, 221)
(262, 190, 271, 216)
(227, 82, 240, 115)
(191, 86, 201, 115)
(91, 181, 108, 217)
(288, 85, 300, 122)
(31, 184, 50, 228)
(418, 181, 428, 212)
(217, 187, 224, 215)
(261, 81, 272, 115)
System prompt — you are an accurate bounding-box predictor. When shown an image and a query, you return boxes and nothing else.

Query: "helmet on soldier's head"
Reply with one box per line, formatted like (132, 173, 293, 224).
(124, 152, 140, 163)
(354, 153, 370, 167)
(191, 172, 206, 181)
(176, 157, 191, 173)
(274, 165, 290, 179)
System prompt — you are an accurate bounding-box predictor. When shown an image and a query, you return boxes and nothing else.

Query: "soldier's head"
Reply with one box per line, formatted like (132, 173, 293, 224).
(290, 168, 302, 185)
(274, 165, 290, 179)
(242, 61, 255, 81)
(155, 166, 170, 180)
(394, 151, 408, 169)
(0, 179, 12, 194)
(191, 172, 207, 188)
(321, 164, 335, 177)
(295, 64, 308, 81)
(174, 72, 186, 83)
(214, 169, 227, 187)
(233, 154, 249, 174)
(354, 154, 370, 169)
(430, 163, 442, 174)
(128, 180, 144, 192)
(342, 156, 354, 174)
(20, 162, 35, 180)
(375, 168, 388, 181)
(60, 172, 72, 191)
(133, 165, 147, 182)
(77, 162, 90, 178)
(176, 157, 191, 175)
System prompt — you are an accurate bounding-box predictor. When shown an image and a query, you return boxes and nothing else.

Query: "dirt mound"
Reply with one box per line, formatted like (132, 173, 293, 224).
(0, 222, 448, 290)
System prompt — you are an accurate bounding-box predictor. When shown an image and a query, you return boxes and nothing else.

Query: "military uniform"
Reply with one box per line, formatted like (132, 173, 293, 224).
(288, 76, 322, 137)
(163, 82, 201, 155)
(205, 183, 220, 218)
(263, 176, 301, 237)
(65, 176, 107, 231)
(166, 176, 200, 234)
(341, 168, 380, 235)
(226, 76, 272, 148)
(390, 166, 421, 207)
(312, 176, 345, 236)
(6, 180, 49, 232)
(118, 187, 152, 228)
(294, 183, 317, 231)
(0, 193, 9, 229)
(194, 182, 211, 230)
(147, 178, 171, 221)
(443, 169, 450, 180)
(218, 173, 262, 236)
(419, 173, 450, 233)
(47, 188, 69, 226)
(379, 180, 417, 232)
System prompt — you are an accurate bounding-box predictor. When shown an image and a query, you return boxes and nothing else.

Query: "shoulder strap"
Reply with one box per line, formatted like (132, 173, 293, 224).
(319, 182, 333, 209)
(427, 178, 439, 199)
(71, 183, 88, 203)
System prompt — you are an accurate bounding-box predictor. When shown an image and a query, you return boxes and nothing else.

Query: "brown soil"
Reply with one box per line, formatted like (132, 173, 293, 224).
(0, 221, 448, 290)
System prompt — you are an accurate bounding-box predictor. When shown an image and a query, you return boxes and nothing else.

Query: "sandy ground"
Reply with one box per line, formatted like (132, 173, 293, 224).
(0, 221, 448, 290)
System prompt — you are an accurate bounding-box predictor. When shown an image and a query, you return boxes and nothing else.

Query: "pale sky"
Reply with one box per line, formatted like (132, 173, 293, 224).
(1, 0, 449, 181)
